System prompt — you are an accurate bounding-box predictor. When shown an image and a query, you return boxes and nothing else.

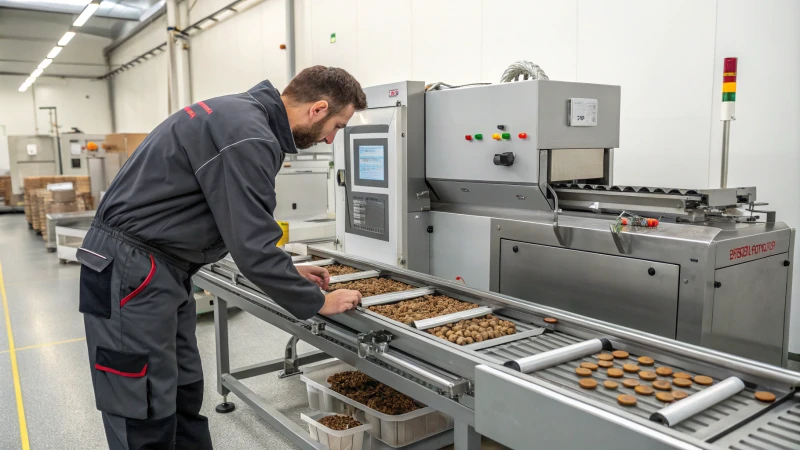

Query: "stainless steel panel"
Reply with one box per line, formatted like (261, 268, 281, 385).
(429, 212, 491, 290)
(711, 254, 790, 366)
(474, 365, 691, 450)
(536, 81, 621, 149)
(498, 240, 680, 338)
(713, 226, 791, 269)
(428, 180, 551, 211)
(405, 211, 430, 274)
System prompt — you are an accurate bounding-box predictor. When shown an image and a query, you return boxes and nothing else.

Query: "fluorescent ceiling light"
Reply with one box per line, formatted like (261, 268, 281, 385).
(31, 69, 44, 78)
(47, 46, 63, 59)
(38, 59, 53, 70)
(25, 77, 36, 84)
(73, 3, 100, 27)
(197, 19, 216, 30)
(214, 9, 235, 21)
(19, 84, 31, 92)
(58, 31, 76, 46)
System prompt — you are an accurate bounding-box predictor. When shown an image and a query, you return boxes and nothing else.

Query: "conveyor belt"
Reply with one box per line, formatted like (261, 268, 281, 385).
(715, 397, 800, 450)
(478, 331, 780, 441)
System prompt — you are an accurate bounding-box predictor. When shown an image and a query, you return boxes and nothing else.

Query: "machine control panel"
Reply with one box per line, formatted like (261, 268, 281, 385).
(351, 194, 386, 235)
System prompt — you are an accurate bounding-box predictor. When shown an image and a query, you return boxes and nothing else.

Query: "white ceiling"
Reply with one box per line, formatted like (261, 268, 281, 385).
(0, 0, 163, 77)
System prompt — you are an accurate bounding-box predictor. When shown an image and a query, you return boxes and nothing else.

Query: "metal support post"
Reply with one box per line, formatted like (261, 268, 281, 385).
(279, 336, 303, 378)
(454, 421, 481, 450)
(214, 295, 235, 413)
(720, 121, 731, 188)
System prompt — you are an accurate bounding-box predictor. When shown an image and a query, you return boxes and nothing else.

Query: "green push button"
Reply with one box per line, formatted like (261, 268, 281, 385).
(474, 134, 483, 140)
(502, 132, 511, 140)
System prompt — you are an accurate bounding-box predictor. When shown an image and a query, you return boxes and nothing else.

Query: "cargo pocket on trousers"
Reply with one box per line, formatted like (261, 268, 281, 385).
(94, 347, 150, 420)
(77, 248, 114, 318)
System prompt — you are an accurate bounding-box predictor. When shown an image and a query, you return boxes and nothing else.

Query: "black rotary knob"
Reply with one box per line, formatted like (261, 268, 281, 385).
(493, 152, 515, 166)
(648, 268, 656, 276)
(714, 281, 722, 288)
(784, 260, 791, 267)
(513, 246, 519, 253)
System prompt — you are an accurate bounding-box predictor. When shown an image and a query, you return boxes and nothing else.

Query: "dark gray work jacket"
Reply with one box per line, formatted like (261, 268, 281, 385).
(95, 80, 325, 319)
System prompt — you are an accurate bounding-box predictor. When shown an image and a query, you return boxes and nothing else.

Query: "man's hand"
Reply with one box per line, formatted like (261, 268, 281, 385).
(319, 289, 362, 316)
(296, 265, 330, 290)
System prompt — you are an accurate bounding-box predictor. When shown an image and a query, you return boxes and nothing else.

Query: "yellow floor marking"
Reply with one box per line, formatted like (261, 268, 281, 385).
(0, 261, 30, 449)
(0, 337, 86, 354)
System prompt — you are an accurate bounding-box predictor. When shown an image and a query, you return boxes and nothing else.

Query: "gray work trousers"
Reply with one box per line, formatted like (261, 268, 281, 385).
(78, 224, 213, 449)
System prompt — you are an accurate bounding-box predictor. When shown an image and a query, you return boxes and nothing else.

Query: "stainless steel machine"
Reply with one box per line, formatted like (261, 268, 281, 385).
(7, 135, 58, 195)
(334, 79, 795, 367)
(194, 247, 800, 450)
(58, 133, 105, 176)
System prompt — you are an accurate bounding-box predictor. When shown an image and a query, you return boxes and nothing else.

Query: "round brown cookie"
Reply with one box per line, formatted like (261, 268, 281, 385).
(617, 394, 637, 406)
(575, 367, 593, 377)
(673, 372, 692, 379)
(635, 385, 654, 396)
(579, 378, 598, 390)
(694, 375, 713, 386)
(623, 364, 640, 373)
(603, 380, 619, 390)
(639, 371, 657, 381)
(598, 353, 614, 361)
(612, 350, 629, 359)
(672, 390, 689, 400)
(580, 362, 599, 371)
(637, 356, 655, 366)
(656, 366, 673, 376)
(754, 391, 776, 402)
(673, 377, 693, 388)
(656, 392, 675, 403)
(607, 368, 624, 378)
(598, 360, 614, 368)
(652, 380, 672, 391)
(623, 379, 640, 388)
(543, 317, 558, 324)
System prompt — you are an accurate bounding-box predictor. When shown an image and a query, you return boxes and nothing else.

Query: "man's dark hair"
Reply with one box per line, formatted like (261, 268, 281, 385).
(282, 66, 367, 114)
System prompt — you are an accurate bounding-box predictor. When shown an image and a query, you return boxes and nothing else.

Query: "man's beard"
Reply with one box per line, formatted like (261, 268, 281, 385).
(292, 118, 329, 149)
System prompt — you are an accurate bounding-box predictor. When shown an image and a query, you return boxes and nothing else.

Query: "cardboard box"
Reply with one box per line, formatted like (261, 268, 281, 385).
(104, 133, 148, 157)
(51, 189, 76, 203)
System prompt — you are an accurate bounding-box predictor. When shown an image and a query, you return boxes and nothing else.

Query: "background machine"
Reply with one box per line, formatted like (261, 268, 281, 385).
(334, 79, 795, 367)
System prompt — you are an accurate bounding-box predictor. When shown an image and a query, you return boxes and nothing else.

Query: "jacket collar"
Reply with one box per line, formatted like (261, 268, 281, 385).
(246, 80, 298, 154)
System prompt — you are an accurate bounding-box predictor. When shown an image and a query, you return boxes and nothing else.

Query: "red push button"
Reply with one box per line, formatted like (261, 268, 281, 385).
(518, 132, 528, 139)
(465, 135, 473, 141)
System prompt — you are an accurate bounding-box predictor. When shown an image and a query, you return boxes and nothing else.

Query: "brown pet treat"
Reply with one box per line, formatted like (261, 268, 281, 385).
(543, 317, 558, 324)
(598, 360, 614, 368)
(652, 380, 672, 391)
(617, 394, 637, 406)
(575, 367, 593, 377)
(673, 378, 693, 388)
(656, 392, 675, 403)
(623, 364, 640, 373)
(579, 379, 598, 390)
(672, 390, 689, 400)
(580, 362, 598, 371)
(622, 379, 639, 388)
(607, 368, 624, 378)
(655, 367, 673, 377)
(635, 385, 654, 396)
(603, 380, 619, 390)
(754, 391, 776, 403)
(637, 356, 655, 366)
(639, 371, 657, 381)
(673, 372, 692, 379)
(612, 350, 629, 359)
(694, 375, 713, 386)
(597, 353, 614, 361)
(318, 415, 363, 430)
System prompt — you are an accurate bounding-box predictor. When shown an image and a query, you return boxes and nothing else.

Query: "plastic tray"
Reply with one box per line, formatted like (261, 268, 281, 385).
(301, 360, 454, 448)
(302, 412, 372, 450)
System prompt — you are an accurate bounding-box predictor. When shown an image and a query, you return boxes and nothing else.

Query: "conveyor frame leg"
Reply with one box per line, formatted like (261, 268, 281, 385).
(454, 421, 481, 450)
(279, 336, 302, 378)
(214, 295, 236, 413)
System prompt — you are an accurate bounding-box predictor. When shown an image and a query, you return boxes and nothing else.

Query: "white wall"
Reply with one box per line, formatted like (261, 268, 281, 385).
(0, 75, 112, 136)
(109, 16, 170, 133)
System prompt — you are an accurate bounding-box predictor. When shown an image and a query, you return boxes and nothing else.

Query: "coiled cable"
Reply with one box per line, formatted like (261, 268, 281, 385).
(500, 61, 549, 82)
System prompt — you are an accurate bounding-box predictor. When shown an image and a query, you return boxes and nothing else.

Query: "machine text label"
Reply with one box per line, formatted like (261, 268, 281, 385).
(729, 241, 776, 260)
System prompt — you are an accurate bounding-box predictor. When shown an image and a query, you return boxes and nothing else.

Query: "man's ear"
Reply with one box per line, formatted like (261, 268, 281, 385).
(310, 100, 329, 119)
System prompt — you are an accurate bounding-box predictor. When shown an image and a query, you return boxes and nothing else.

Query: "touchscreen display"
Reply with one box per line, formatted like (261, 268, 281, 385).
(358, 145, 385, 181)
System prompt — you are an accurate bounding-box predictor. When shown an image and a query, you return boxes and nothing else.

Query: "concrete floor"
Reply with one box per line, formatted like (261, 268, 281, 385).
(0, 213, 317, 449)
(1, 212, 798, 450)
